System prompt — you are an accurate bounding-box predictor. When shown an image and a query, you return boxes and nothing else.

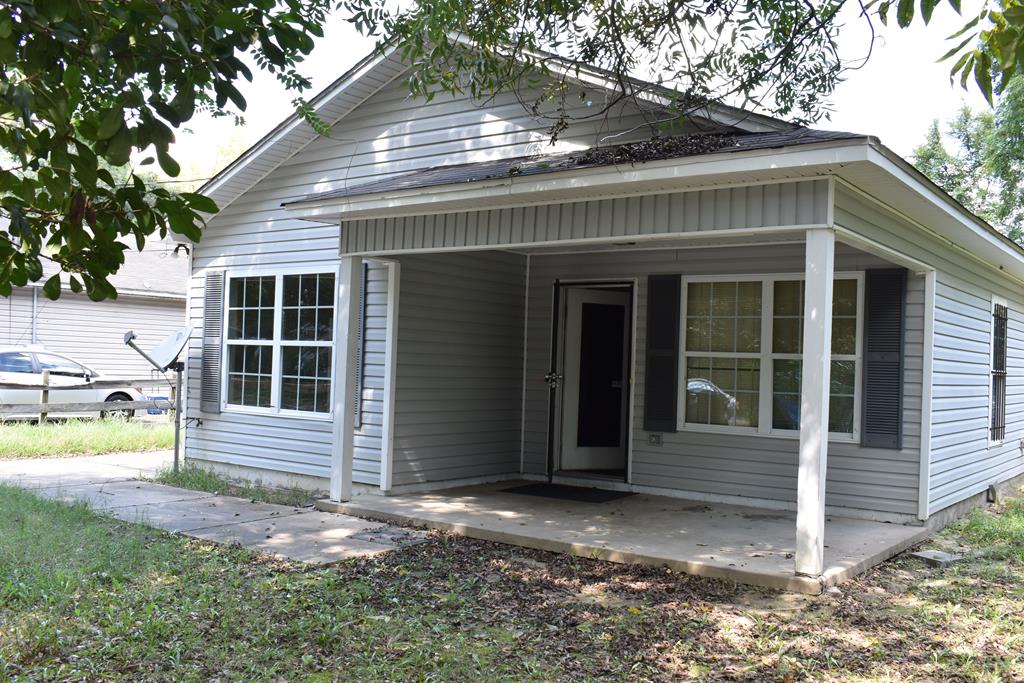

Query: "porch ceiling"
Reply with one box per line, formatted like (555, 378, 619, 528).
(321, 482, 929, 593)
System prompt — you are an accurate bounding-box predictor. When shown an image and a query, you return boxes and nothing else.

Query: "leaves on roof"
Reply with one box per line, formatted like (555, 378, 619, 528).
(572, 134, 739, 167)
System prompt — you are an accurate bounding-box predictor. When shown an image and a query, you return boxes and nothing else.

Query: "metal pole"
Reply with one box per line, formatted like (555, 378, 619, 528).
(173, 361, 182, 473)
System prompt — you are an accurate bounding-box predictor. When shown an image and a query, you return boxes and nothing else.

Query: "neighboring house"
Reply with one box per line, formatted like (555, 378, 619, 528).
(1, 239, 188, 380)
(183, 47, 1024, 579)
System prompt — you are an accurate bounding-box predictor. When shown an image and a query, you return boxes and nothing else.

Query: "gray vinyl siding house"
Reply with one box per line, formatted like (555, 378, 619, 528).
(182, 47, 1024, 579)
(2, 240, 187, 380)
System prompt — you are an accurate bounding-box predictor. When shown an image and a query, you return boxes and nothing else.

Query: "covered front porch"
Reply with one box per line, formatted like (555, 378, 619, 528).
(298, 160, 936, 585)
(318, 481, 929, 593)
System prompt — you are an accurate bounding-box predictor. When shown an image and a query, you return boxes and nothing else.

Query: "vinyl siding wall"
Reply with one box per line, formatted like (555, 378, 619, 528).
(1, 288, 34, 348)
(3, 287, 184, 381)
(834, 185, 1024, 515)
(184, 261, 388, 485)
(522, 243, 925, 517)
(340, 179, 831, 254)
(353, 262, 390, 485)
(187, 72, 654, 484)
(389, 251, 527, 486)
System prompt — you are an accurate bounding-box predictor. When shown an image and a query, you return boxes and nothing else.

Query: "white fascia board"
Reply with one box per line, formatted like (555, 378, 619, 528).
(865, 143, 1024, 281)
(286, 139, 870, 222)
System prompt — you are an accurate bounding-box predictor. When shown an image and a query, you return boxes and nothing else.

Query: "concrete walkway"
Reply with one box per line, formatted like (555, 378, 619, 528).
(0, 451, 423, 563)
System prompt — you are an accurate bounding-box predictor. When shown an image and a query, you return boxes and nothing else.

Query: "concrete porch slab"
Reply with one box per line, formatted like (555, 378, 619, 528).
(320, 481, 931, 593)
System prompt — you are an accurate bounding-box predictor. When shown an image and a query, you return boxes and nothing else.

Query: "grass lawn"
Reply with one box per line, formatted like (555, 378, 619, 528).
(1, 485, 1023, 681)
(0, 419, 174, 459)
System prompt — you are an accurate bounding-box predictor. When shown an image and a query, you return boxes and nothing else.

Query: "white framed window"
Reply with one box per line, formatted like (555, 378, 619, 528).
(678, 273, 864, 440)
(222, 267, 339, 418)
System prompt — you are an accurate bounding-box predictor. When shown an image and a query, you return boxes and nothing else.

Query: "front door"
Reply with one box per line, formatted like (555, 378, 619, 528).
(558, 287, 631, 474)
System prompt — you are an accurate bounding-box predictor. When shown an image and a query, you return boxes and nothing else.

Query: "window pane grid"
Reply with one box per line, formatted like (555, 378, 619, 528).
(224, 271, 337, 414)
(768, 278, 859, 434)
(227, 276, 276, 341)
(227, 345, 273, 408)
(683, 276, 861, 437)
(281, 346, 332, 414)
(282, 273, 335, 343)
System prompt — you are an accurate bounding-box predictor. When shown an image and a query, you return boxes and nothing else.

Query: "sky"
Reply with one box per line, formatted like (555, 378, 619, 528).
(170, 4, 992, 186)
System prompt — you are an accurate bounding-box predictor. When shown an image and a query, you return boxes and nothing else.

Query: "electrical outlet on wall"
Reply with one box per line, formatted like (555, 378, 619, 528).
(648, 433, 663, 446)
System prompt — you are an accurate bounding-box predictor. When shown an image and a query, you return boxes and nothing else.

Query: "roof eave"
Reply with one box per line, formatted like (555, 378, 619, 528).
(284, 138, 871, 222)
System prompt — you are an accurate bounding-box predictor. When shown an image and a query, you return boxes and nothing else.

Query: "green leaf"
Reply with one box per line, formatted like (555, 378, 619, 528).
(938, 34, 976, 63)
(42, 274, 62, 300)
(921, 0, 940, 24)
(975, 51, 994, 103)
(181, 192, 219, 214)
(897, 0, 916, 27)
(156, 149, 181, 177)
(96, 107, 124, 140)
(104, 124, 132, 166)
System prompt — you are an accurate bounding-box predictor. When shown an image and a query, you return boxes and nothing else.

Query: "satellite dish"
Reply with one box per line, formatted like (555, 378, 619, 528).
(122, 326, 193, 476)
(124, 326, 193, 372)
(149, 327, 192, 371)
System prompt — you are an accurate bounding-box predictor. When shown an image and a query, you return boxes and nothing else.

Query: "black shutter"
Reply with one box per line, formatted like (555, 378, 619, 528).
(200, 270, 225, 414)
(861, 268, 907, 449)
(644, 274, 681, 432)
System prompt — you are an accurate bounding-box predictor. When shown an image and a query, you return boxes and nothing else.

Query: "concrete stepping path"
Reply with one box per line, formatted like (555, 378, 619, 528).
(0, 451, 420, 563)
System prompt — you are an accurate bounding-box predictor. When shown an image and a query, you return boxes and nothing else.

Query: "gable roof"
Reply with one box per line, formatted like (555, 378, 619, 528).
(286, 128, 862, 205)
(198, 46, 798, 217)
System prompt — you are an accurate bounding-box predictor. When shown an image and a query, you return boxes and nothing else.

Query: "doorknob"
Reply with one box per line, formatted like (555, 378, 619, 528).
(544, 371, 563, 388)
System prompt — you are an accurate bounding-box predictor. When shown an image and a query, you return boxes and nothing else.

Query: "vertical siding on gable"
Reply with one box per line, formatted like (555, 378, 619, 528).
(339, 179, 832, 254)
(390, 251, 526, 486)
(522, 243, 923, 517)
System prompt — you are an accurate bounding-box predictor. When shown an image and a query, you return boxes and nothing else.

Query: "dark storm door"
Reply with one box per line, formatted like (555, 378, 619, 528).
(559, 287, 631, 471)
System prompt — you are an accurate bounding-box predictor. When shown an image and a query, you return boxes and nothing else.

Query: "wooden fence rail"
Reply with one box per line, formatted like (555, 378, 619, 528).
(0, 377, 168, 390)
(0, 399, 173, 414)
(1, 373, 175, 421)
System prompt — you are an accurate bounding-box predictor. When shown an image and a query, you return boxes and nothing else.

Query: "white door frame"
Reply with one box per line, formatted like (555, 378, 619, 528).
(550, 279, 638, 481)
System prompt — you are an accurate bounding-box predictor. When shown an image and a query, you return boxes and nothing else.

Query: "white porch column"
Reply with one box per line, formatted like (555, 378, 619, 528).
(330, 255, 363, 502)
(795, 228, 835, 576)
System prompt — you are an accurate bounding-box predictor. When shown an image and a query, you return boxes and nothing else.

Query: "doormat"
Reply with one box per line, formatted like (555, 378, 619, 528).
(500, 483, 634, 503)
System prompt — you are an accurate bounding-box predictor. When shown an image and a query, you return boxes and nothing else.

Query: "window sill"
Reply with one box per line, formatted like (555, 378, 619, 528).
(676, 423, 858, 443)
(221, 404, 333, 422)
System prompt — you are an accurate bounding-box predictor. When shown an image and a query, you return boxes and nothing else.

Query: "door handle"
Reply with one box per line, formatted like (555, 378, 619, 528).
(544, 372, 563, 388)
(610, 380, 623, 388)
